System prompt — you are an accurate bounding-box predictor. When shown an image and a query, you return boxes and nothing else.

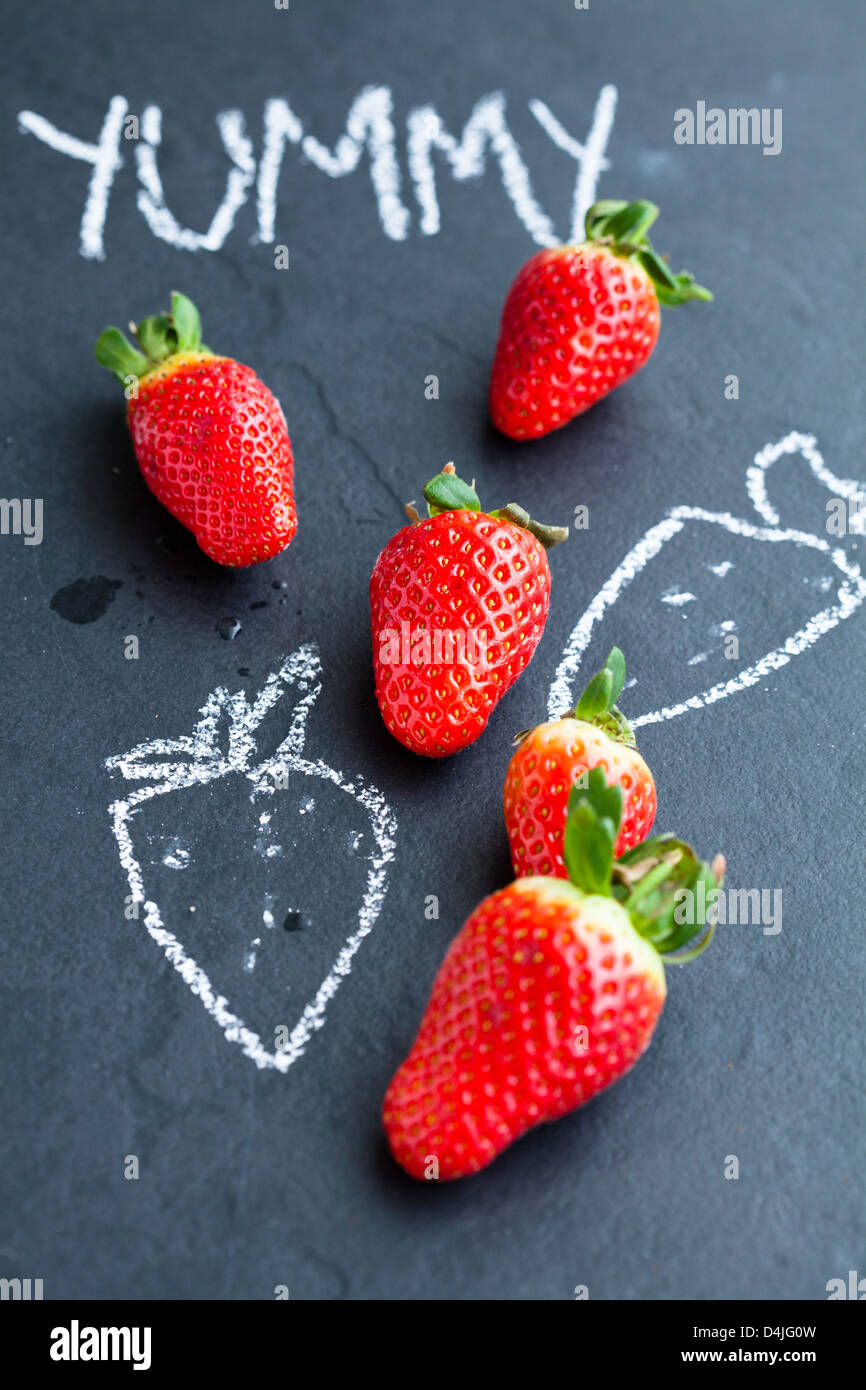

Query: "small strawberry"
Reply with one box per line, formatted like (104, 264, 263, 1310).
(505, 646, 656, 874)
(95, 292, 297, 566)
(370, 463, 568, 757)
(383, 769, 722, 1180)
(489, 199, 712, 439)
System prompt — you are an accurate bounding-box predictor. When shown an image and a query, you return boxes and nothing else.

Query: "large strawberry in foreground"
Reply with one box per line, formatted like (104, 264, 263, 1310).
(490, 200, 712, 439)
(370, 463, 568, 757)
(96, 291, 297, 566)
(505, 646, 656, 874)
(384, 769, 722, 1180)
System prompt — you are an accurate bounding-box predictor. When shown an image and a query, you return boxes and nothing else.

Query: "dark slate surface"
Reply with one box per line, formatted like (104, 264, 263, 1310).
(1, 0, 863, 1300)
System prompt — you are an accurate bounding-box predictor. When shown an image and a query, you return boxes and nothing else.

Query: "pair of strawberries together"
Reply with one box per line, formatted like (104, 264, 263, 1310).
(97, 199, 721, 1180)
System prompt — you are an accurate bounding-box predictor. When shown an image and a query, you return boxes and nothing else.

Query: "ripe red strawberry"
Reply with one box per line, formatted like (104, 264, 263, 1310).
(505, 646, 656, 874)
(95, 292, 297, 566)
(490, 199, 712, 439)
(370, 464, 568, 757)
(384, 769, 722, 1180)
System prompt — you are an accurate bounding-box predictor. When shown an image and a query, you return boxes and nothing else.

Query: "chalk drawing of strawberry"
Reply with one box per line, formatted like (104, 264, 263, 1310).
(106, 645, 397, 1071)
(548, 432, 866, 726)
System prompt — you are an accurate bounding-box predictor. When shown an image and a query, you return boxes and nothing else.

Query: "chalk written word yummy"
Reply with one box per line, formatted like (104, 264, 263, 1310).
(548, 432, 866, 724)
(106, 646, 397, 1071)
(18, 85, 617, 260)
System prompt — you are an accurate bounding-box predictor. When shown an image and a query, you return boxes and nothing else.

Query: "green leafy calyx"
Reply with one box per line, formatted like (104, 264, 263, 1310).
(583, 200, 713, 307)
(417, 463, 569, 550)
(95, 291, 211, 386)
(563, 768, 721, 961)
(573, 645, 636, 747)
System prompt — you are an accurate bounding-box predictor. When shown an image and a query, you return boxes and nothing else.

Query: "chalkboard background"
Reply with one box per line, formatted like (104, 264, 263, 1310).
(1, 0, 863, 1300)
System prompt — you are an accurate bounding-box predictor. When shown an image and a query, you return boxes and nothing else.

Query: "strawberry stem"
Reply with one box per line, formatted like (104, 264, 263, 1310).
(423, 468, 481, 515)
(418, 464, 569, 549)
(584, 200, 713, 306)
(492, 504, 569, 549)
(93, 328, 150, 385)
(563, 768, 721, 960)
(563, 772, 623, 895)
(573, 646, 636, 747)
(95, 291, 209, 385)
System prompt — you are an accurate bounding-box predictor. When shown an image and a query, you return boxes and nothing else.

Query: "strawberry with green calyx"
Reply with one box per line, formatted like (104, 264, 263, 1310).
(489, 199, 712, 439)
(505, 646, 656, 875)
(383, 768, 722, 1181)
(370, 462, 568, 758)
(95, 291, 297, 567)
